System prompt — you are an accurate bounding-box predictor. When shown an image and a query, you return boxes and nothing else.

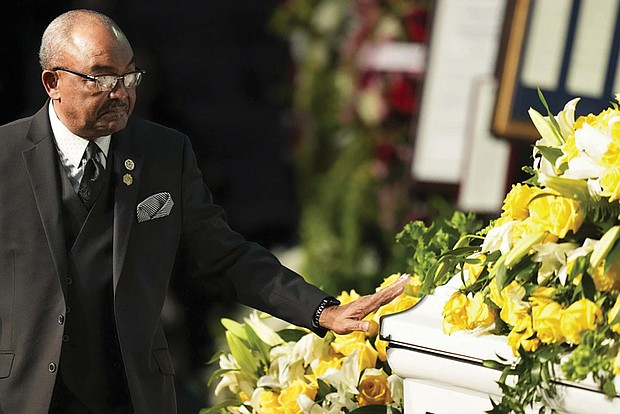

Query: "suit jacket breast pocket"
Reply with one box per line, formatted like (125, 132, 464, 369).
(0, 251, 15, 351)
(0, 352, 15, 379)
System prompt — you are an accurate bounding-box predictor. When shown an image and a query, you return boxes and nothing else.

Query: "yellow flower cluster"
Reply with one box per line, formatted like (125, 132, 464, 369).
(442, 278, 613, 355)
(214, 273, 419, 414)
(498, 183, 584, 243)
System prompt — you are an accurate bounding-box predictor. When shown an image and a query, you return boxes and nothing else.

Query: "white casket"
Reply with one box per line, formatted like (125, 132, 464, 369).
(380, 278, 620, 414)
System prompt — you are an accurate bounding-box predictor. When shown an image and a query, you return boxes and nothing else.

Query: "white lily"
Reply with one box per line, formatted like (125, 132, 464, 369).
(558, 122, 610, 180)
(293, 332, 331, 366)
(319, 350, 360, 396)
(532, 242, 578, 284)
(256, 374, 281, 389)
(214, 353, 240, 396)
(558, 239, 597, 285)
(481, 220, 517, 255)
(323, 391, 359, 413)
(388, 374, 404, 408)
(556, 97, 580, 138)
(529, 107, 563, 147)
(244, 311, 285, 347)
(298, 394, 327, 414)
(270, 342, 306, 386)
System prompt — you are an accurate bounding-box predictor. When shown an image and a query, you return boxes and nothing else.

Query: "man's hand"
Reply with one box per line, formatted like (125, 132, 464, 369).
(319, 274, 411, 334)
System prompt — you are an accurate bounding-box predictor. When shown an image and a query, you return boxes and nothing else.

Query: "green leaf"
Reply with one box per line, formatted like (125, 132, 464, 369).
(316, 378, 334, 401)
(278, 328, 308, 343)
(537, 88, 563, 141)
(483, 359, 507, 370)
(603, 380, 617, 397)
(199, 396, 242, 414)
(590, 225, 620, 269)
(244, 324, 272, 363)
(535, 145, 563, 166)
(225, 331, 258, 379)
(580, 272, 597, 301)
(221, 318, 249, 341)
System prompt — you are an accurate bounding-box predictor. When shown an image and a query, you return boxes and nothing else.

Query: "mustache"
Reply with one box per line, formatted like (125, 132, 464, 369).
(102, 102, 129, 112)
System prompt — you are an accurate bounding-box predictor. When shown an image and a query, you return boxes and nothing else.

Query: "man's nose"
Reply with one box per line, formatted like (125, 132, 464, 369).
(109, 79, 129, 98)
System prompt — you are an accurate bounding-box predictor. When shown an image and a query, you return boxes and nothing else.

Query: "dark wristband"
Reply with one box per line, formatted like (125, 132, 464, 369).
(312, 296, 341, 329)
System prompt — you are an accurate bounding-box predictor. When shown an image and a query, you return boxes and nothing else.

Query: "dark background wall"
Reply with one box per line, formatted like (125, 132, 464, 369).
(0, 1, 299, 411)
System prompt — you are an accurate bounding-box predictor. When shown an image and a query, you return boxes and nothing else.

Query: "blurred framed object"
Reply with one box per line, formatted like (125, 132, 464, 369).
(493, 0, 620, 141)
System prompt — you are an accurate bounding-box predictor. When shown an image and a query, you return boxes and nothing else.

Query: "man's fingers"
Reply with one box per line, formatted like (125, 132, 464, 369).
(333, 319, 370, 335)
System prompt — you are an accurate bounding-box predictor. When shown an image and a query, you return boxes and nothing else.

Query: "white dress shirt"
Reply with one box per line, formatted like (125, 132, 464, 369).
(48, 102, 111, 192)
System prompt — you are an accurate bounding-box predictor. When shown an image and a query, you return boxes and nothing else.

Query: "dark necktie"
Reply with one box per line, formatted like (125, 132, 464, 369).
(78, 141, 105, 209)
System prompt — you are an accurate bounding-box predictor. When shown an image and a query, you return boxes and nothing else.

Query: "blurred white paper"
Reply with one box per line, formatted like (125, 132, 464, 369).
(457, 77, 510, 214)
(412, 0, 507, 183)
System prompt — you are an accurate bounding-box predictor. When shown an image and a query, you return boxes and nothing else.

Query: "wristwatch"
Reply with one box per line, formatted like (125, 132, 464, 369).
(312, 296, 341, 329)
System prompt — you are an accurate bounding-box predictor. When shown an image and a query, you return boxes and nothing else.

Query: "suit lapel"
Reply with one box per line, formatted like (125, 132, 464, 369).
(111, 128, 143, 292)
(22, 105, 69, 295)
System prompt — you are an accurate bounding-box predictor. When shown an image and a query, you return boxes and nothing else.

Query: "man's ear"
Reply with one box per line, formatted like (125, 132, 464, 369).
(42, 70, 61, 100)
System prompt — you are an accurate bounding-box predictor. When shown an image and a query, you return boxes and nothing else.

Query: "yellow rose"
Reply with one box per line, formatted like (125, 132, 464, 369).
(357, 341, 379, 372)
(442, 292, 470, 334)
(358, 368, 392, 406)
(499, 281, 530, 327)
(331, 332, 377, 371)
(532, 301, 564, 344)
(607, 296, 620, 334)
(278, 379, 317, 414)
(464, 253, 486, 285)
(507, 316, 540, 355)
(312, 354, 344, 378)
(259, 389, 283, 413)
(600, 163, 620, 202)
(511, 218, 558, 247)
(501, 184, 539, 221)
(614, 348, 620, 375)
(528, 193, 583, 239)
(560, 299, 603, 344)
(466, 291, 495, 329)
(528, 286, 556, 307)
(591, 259, 620, 292)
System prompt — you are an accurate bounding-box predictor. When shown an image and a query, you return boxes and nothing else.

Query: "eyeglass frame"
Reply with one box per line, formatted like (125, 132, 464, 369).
(52, 67, 146, 91)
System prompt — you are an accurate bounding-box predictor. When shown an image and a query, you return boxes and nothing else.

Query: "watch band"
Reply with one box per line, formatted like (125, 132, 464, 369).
(312, 296, 341, 329)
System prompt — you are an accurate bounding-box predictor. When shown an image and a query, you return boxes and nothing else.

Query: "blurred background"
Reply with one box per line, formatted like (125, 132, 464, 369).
(3, 0, 615, 411)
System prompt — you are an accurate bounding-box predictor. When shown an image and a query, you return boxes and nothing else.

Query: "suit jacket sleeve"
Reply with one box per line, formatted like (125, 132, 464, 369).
(177, 137, 329, 333)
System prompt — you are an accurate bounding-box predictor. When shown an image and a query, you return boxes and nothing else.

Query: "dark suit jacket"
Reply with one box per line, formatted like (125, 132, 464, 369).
(0, 104, 328, 413)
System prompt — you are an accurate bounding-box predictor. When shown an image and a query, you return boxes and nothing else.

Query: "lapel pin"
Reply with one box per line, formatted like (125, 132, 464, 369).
(124, 159, 135, 171)
(123, 173, 133, 186)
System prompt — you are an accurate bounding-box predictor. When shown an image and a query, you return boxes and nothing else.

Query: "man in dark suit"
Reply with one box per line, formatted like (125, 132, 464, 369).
(0, 9, 409, 414)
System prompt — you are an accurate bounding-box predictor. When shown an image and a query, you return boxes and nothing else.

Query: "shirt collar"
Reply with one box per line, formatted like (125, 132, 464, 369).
(48, 101, 111, 168)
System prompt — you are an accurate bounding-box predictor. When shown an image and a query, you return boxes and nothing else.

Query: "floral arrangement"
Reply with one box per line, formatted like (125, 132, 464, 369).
(415, 92, 620, 413)
(203, 274, 420, 414)
(270, 0, 432, 295)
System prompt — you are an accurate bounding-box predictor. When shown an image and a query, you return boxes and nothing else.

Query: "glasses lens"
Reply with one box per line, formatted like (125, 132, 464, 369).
(96, 75, 119, 91)
(124, 72, 143, 88)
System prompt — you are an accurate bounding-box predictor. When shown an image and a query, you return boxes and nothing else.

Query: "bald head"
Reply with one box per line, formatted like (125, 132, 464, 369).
(39, 9, 130, 70)
(39, 9, 138, 138)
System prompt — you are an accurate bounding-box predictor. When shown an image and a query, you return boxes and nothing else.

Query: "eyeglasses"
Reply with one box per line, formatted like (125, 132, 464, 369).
(53, 67, 146, 91)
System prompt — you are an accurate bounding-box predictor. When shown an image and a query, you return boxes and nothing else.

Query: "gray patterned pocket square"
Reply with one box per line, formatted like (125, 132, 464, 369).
(136, 192, 174, 223)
